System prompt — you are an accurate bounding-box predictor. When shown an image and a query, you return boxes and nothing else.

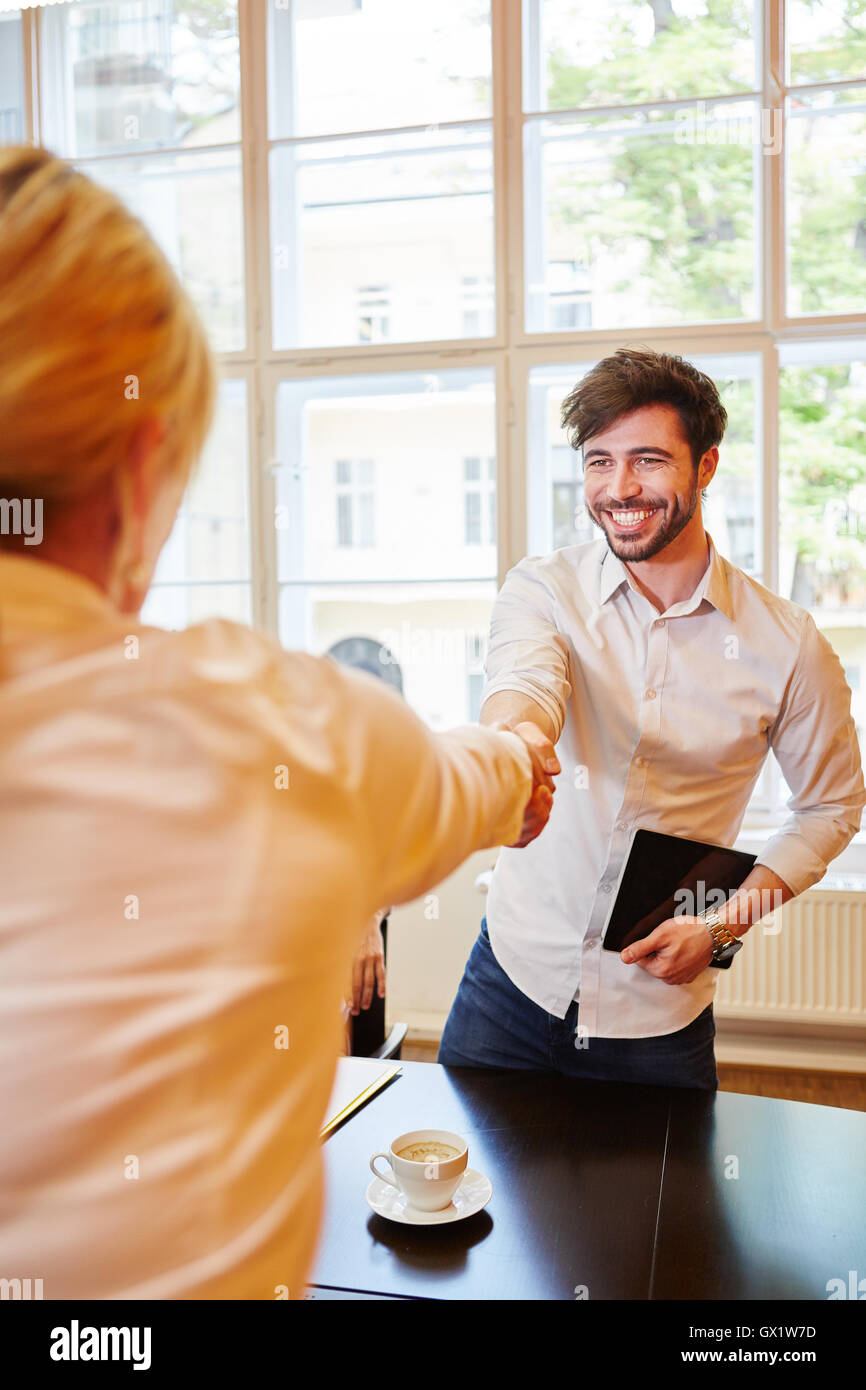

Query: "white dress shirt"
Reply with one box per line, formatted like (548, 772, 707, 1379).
(0, 554, 532, 1300)
(482, 534, 866, 1037)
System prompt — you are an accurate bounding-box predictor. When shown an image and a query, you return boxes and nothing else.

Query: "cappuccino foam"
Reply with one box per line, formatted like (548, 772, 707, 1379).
(396, 1141, 461, 1163)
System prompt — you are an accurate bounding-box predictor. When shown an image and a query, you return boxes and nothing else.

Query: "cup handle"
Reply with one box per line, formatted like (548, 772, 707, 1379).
(369, 1152, 400, 1190)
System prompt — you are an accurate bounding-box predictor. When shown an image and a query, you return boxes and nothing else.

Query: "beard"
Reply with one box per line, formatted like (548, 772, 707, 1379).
(584, 475, 700, 562)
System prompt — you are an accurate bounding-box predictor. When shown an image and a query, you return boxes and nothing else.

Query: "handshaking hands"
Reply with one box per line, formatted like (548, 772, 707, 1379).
(492, 719, 561, 848)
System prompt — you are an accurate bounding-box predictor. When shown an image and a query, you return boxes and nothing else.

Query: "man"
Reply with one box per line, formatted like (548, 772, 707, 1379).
(438, 346, 866, 1089)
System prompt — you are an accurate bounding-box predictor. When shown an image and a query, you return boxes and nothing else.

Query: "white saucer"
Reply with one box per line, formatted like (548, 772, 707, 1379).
(365, 1167, 493, 1225)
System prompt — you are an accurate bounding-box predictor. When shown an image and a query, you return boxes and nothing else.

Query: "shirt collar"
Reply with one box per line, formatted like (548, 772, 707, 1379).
(598, 532, 734, 620)
(0, 553, 115, 627)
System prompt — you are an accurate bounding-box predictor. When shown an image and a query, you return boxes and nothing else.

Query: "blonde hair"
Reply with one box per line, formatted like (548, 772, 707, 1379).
(0, 144, 218, 506)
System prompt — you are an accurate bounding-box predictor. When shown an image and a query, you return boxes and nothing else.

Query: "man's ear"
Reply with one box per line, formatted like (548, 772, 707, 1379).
(698, 445, 719, 490)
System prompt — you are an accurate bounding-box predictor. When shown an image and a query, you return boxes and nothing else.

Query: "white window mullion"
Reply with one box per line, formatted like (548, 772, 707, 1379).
(241, 0, 278, 640)
(265, 1, 302, 353)
(503, 346, 525, 581)
(248, 364, 276, 639)
(238, 0, 265, 364)
(34, 0, 73, 154)
(501, 0, 526, 576)
(516, 0, 545, 342)
(764, 0, 785, 336)
(761, 337, 780, 596)
(491, 0, 512, 351)
(20, 5, 38, 145)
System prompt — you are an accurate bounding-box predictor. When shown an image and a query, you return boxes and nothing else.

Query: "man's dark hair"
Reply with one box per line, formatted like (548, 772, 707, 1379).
(560, 346, 727, 503)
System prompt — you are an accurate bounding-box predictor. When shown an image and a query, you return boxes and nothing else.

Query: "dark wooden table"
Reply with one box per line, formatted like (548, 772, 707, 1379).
(307, 1059, 866, 1300)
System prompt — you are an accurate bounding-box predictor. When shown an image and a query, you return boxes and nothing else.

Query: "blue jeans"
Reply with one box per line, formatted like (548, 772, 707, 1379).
(438, 919, 718, 1091)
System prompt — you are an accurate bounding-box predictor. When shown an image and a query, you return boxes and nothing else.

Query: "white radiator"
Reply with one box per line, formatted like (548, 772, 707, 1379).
(714, 881, 866, 1028)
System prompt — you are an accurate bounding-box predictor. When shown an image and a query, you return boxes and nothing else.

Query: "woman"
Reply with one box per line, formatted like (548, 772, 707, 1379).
(0, 146, 558, 1299)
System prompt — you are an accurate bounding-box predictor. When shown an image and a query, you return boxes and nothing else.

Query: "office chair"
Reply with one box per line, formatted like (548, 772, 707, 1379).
(349, 914, 408, 1060)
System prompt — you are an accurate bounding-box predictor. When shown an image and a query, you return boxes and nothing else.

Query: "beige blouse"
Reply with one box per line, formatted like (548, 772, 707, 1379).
(0, 554, 532, 1299)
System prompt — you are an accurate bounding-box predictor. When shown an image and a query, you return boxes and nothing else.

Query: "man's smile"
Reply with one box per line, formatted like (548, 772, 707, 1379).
(603, 506, 662, 534)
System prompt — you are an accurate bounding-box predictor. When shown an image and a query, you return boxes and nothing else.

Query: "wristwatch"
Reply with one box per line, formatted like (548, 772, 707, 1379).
(699, 909, 743, 969)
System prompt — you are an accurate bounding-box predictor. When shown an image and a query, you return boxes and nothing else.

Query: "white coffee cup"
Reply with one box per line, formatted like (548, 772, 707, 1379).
(369, 1129, 469, 1212)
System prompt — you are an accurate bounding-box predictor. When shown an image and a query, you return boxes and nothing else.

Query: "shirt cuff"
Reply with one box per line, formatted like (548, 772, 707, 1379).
(753, 839, 826, 898)
(480, 676, 566, 742)
(484, 727, 533, 848)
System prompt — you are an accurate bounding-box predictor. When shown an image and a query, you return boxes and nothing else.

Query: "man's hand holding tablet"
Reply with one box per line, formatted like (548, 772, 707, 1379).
(620, 917, 716, 985)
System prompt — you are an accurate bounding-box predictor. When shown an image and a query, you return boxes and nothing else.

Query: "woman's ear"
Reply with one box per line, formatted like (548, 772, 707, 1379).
(126, 415, 170, 514)
(110, 415, 174, 613)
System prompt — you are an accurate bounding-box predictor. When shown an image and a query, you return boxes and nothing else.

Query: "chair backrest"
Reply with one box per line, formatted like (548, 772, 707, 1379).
(349, 916, 388, 1057)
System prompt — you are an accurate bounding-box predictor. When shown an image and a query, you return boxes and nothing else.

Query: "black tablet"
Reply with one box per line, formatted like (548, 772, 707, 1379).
(601, 827, 757, 953)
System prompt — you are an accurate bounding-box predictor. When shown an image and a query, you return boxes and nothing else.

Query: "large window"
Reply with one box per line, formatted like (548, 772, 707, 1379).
(779, 340, 866, 750)
(522, 0, 761, 333)
(272, 367, 498, 729)
(786, 6, 866, 317)
(5, 0, 865, 852)
(267, 0, 495, 352)
(37, 0, 246, 353)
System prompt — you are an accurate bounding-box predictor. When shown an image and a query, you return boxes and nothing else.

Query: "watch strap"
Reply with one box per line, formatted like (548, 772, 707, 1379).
(699, 909, 743, 967)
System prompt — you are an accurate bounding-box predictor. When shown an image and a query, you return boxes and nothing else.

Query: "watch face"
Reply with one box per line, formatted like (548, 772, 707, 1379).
(716, 939, 742, 960)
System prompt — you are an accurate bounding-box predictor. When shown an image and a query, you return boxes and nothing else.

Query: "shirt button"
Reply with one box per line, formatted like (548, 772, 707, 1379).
(616, 820, 629, 831)
(586, 939, 599, 951)
(656, 619, 666, 628)
(634, 756, 646, 768)
(601, 881, 612, 894)
(645, 688, 657, 700)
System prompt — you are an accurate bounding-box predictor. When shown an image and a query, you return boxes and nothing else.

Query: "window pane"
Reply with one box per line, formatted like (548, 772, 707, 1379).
(552, 479, 583, 549)
(525, 103, 758, 332)
(268, 0, 491, 140)
(144, 379, 251, 625)
(270, 126, 494, 349)
(779, 342, 866, 754)
(786, 0, 866, 86)
(0, 11, 24, 144)
(527, 356, 762, 577)
(461, 274, 495, 335)
(523, 0, 758, 113)
(82, 148, 245, 352)
(336, 494, 353, 547)
(359, 492, 375, 547)
(278, 580, 497, 730)
(527, 363, 593, 553)
(40, 0, 240, 158)
(275, 368, 497, 585)
(142, 583, 252, 629)
(786, 89, 866, 318)
(465, 491, 481, 544)
(468, 670, 486, 722)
